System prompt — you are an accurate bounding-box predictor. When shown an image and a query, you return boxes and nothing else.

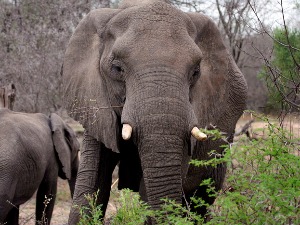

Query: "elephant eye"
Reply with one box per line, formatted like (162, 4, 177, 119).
(189, 65, 201, 86)
(109, 57, 126, 80)
(111, 64, 124, 74)
(193, 65, 200, 77)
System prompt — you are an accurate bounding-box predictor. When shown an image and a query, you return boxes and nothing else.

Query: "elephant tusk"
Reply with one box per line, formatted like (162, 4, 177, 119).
(122, 124, 133, 140)
(191, 127, 207, 141)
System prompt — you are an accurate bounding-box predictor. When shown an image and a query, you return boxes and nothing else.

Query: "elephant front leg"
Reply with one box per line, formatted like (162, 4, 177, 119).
(68, 133, 119, 225)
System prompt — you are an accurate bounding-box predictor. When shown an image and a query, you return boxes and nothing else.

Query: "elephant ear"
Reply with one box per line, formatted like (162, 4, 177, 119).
(50, 113, 80, 180)
(62, 8, 121, 153)
(187, 12, 247, 136)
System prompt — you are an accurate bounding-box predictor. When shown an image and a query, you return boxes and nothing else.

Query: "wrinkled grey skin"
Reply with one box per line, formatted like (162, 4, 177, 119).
(0, 109, 80, 225)
(63, 0, 247, 223)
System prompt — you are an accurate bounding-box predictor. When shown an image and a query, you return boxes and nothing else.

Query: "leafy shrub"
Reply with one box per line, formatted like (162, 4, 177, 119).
(77, 190, 103, 225)
(78, 114, 300, 224)
(208, 114, 300, 224)
(111, 188, 152, 225)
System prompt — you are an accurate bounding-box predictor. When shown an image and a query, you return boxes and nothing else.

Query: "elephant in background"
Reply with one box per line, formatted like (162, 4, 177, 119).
(0, 109, 80, 225)
(63, 0, 247, 223)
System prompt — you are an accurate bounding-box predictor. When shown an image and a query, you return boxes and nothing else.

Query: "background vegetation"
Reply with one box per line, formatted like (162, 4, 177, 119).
(1, 0, 299, 114)
(259, 29, 300, 111)
(1, 0, 299, 224)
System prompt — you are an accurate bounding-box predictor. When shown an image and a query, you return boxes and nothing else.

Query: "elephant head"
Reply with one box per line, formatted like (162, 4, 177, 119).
(63, 0, 247, 212)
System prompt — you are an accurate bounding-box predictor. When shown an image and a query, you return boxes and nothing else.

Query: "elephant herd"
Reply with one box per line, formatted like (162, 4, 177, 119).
(0, 0, 247, 224)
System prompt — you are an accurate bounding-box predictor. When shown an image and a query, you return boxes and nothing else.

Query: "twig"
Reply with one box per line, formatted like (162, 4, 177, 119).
(111, 178, 119, 189)
(234, 119, 254, 137)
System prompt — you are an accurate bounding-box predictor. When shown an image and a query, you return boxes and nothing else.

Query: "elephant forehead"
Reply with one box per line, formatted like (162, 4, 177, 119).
(128, 20, 187, 41)
(108, 11, 201, 58)
(108, 2, 196, 38)
(105, 2, 201, 69)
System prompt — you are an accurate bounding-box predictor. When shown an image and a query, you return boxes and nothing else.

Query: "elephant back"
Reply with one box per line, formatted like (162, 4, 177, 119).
(0, 110, 56, 204)
(0, 110, 53, 168)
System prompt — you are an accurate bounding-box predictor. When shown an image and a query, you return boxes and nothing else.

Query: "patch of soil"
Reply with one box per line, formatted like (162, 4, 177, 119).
(19, 175, 119, 224)
(236, 112, 300, 140)
(19, 179, 72, 225)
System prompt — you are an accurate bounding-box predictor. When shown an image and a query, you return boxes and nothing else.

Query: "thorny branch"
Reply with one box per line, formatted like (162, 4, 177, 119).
(247, 0, 300, 116)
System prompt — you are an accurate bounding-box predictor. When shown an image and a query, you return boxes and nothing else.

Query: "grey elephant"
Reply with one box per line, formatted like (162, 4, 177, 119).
(63, 0, 247, 223)
(0, 109, 80, 225)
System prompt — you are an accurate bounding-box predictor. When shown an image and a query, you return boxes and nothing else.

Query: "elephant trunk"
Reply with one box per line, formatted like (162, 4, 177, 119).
(139, 130, 185, 208)
(122, 68, 196, 209)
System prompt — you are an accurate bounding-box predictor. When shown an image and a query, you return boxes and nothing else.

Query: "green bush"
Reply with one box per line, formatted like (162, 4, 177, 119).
(77, 190, 103, 225)
(78, 114, 300, 224)
(208, 114, 300, 224)
(111, 189, 152, 225)
(259, 28, 300, 111)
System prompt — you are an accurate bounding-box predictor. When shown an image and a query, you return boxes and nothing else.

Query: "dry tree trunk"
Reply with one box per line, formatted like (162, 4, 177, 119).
(0, 83, 16, 110)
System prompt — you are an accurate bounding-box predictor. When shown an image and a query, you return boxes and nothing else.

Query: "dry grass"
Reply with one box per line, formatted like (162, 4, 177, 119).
(19, 179, 72, 225)
(19, 176, 119, 224)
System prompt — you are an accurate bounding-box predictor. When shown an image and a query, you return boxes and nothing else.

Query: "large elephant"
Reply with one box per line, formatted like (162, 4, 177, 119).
(63, 0, 247, 223)
(0, 109, 80, 225)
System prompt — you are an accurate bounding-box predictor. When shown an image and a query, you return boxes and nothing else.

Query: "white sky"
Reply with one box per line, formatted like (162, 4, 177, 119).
(178, 0, 299, 30)
(269, 0, 299, 28)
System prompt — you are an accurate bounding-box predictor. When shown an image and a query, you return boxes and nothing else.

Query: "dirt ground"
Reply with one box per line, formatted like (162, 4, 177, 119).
(19, 179, 71, 225)
(19, 177, 120, 224)
(18, 112, 300, 224)
(236, 112, 300, 139)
